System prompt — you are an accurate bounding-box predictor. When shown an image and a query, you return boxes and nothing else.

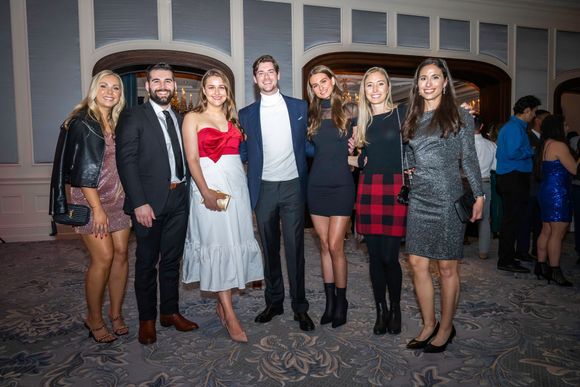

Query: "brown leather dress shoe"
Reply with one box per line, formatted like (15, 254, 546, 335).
(138, 320, 156, 345)
(159, 313, 199, 331)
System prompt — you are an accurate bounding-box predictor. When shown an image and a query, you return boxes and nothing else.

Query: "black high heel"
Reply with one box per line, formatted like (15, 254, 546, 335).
(332, 287, 348, 328)
(320, 283, 335, 325)
(534, 261, 551, 281)
(423, 325, 456, 353)
(373, 302, 388, 335)
(550, 266, 573, 287)
(406, 322, 439, 349)
(387, 302, 401, 335)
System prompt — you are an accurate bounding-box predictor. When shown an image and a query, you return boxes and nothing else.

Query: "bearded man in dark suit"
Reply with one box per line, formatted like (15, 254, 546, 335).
(116, 63, 198, 345)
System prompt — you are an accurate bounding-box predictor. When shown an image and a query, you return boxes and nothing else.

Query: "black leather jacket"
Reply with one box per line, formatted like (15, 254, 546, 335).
(49, 111, 105, 215)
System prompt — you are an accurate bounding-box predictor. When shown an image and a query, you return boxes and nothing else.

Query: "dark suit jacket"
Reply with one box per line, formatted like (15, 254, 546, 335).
(115, 101, 186, 217)
(239, 95, 309, 209)
(528, 130, 541, 150)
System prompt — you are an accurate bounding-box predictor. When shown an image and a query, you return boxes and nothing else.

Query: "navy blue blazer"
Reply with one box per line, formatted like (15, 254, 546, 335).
(239, 94, 309, 209)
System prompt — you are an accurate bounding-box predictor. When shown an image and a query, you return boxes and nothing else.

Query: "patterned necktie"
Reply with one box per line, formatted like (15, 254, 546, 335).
(162, 110, 184, 180)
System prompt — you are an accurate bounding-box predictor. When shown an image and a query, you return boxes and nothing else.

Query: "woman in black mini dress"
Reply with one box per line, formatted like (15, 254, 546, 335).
(306, 65, 355, 328)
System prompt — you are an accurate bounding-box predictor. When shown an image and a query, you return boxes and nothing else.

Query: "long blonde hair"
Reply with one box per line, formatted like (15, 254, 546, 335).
(306, 65, 349, 139)
(193, 68, 241, 131)
(355, 67, 395, 147)
(64, 70, 125, 133)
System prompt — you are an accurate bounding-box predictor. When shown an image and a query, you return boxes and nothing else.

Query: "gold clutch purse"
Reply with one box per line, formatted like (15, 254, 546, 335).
(201, 190, 231, 211)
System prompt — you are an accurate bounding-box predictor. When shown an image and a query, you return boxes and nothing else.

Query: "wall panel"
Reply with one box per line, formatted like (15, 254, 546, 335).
(172, 0, 231, 54)
(27, 0, 81, 163)
(243, 0, 292, 104)
(0, 0, 18, 164)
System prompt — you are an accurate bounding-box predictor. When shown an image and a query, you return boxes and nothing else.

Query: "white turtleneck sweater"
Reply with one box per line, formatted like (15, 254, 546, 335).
(259, 90, 299, 181)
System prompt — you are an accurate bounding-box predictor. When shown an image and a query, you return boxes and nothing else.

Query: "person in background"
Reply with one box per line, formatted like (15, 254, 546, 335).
(181, 69, 263, 343)
(402, 58, 483, 354)
(306, 65, 355, 328)
(568, 131, 580, 265)
(534, 115, 578, 286)
(474, 115, 497, 259)
(347, 67, 408, 335)
(495, 95, 541, 273)
(516, 109, 550, 261)
(49, 70, 131, 343)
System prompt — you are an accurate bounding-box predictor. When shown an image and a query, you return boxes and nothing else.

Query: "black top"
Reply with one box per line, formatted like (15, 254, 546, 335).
(309, 101, 353, 187)
(361, 105, 407, 175)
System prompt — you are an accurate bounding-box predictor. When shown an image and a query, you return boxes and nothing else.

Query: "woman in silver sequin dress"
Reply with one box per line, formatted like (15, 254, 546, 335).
(402, 58, 484, 353)
(53, 70, 131, 343)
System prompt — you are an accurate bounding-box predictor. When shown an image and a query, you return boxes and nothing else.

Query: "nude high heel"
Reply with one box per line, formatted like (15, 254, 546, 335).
(225, 319, 248, 343)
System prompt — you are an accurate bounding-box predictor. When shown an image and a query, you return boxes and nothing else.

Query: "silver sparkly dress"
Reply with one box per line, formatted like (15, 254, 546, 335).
(405, 109, 483, 260)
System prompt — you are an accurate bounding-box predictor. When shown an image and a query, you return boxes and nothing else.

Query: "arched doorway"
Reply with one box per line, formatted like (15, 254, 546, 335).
(93, 49, 233, 84)
(93, 49, 234, 109)
(554, 78, 580, 136)
(303, 52, 511, 127)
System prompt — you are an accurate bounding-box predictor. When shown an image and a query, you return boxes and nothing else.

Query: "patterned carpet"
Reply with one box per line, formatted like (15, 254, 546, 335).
(1, 230, 579, 386)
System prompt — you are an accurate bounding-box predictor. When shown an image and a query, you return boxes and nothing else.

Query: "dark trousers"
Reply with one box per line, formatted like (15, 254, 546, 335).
(572, 185, 580, 255)
(497, 171, 530, 265)
(133, 184, 188, 321)
(365, 235, 402, 305)
(254, 178, 309, 313)
(516, 194, 542, 256)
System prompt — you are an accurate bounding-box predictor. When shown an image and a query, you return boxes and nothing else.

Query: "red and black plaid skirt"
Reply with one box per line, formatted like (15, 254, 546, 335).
(356, 172, 407, 236)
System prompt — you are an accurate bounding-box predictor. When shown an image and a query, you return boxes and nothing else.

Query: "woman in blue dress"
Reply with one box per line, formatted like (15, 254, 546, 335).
(535, 115, 578, 286)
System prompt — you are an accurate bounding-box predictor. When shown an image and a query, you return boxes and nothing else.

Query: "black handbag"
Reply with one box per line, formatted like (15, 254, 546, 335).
(52, 204, 90, 226)
(454, 191, 475, 223)
(397, 183, 410, 205)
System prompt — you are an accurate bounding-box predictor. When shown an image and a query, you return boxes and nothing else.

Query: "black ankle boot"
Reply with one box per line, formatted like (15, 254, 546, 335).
(320, 283, 335, 325)
(373, 302, 388, 335)
(387, 302, 401, 334)
(534, 261, 551, 281)
(550, 266, 573, 287)
(332, 287, 348, 328)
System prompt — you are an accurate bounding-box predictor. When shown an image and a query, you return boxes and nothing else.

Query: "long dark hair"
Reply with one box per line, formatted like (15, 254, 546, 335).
(306, 65, 349, 139)
(401, 58, 463, 141)
(534, 114, 566, 181)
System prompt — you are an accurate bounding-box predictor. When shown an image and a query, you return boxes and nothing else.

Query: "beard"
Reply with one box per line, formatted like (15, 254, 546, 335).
(148, 88, 174, 105)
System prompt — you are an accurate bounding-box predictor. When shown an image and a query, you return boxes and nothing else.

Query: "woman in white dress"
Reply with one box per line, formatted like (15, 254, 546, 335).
(182, 69, 263, 343)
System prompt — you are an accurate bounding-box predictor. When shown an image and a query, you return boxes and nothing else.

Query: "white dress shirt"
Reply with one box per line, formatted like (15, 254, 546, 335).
(150, 100, 184, 183)
(475, 133, 497, 179)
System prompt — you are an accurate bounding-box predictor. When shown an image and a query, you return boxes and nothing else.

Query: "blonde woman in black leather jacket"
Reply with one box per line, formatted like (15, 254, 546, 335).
(50, 70, 130, 343)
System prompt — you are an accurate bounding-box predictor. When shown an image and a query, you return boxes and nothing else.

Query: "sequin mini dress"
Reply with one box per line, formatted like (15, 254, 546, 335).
(70, 133, 131, 234)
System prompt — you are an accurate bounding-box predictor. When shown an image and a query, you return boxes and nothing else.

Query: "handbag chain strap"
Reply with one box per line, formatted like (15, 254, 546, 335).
(395, 107, 411, 186)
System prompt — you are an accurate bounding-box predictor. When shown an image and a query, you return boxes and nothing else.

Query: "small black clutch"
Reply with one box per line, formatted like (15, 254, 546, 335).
(53, 204, 90, 226)
(397, 184, 410, 205)
(454, 191, 475, 223)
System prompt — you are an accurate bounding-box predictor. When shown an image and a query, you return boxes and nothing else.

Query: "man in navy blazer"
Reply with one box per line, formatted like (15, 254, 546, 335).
(239, 55, 314, 331)
(116, 63, 198, 344)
